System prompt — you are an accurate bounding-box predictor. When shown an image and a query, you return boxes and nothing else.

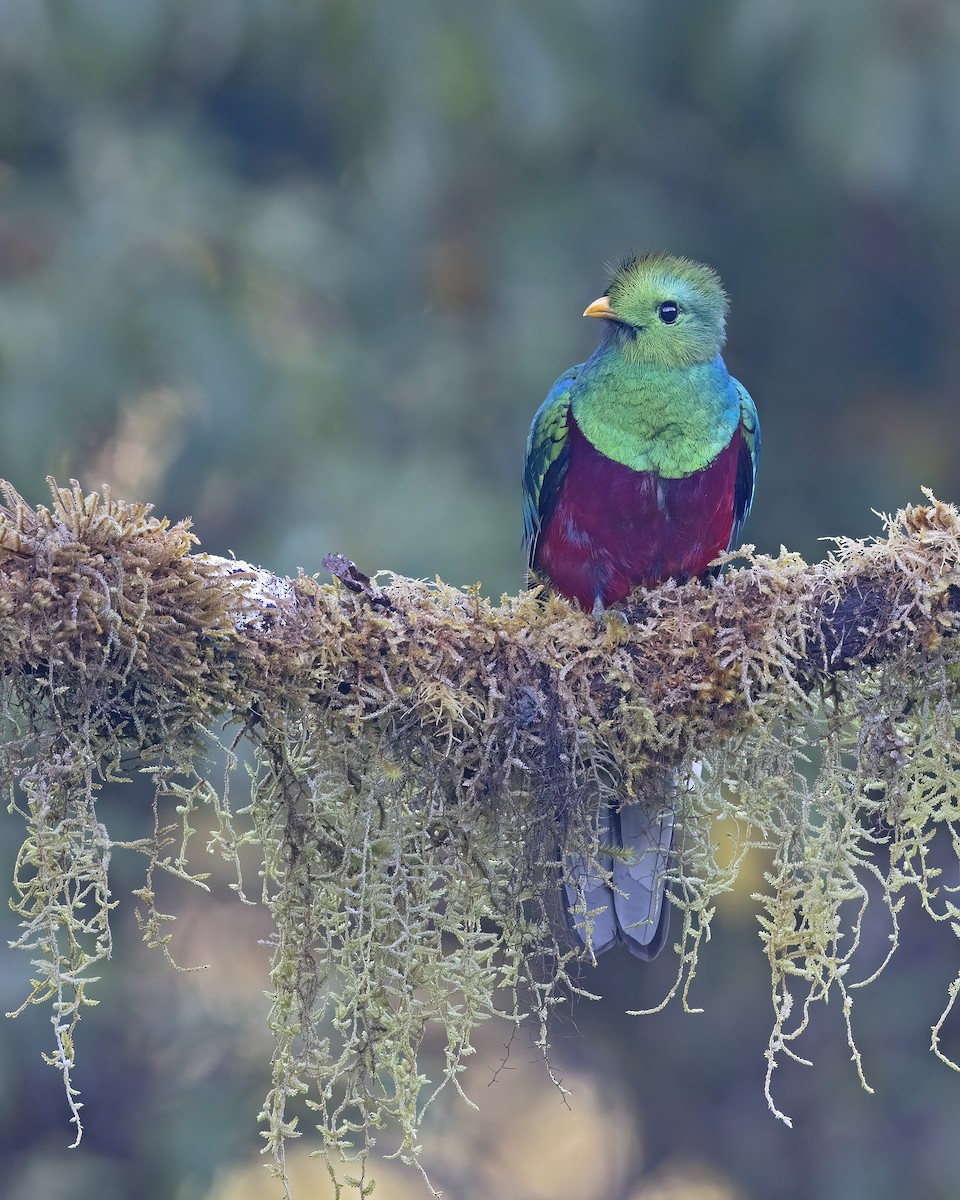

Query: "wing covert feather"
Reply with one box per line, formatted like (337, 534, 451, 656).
(522, 365, 580, 568)
(729, 378, 760, 551)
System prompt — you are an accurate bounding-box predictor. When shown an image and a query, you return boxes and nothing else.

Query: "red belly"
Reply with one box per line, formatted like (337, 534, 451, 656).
(535, 413, 741, 610)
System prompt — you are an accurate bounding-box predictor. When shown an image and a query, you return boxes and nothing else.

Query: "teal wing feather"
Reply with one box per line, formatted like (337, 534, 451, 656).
(522, 364, 580, 569)
(729, 378, 760, 550)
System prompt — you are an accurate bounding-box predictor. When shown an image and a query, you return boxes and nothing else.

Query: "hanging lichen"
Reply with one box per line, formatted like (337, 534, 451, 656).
(2, 478, 960, 1194)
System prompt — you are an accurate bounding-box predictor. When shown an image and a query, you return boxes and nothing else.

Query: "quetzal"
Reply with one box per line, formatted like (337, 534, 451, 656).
(521, 253, 760, 958)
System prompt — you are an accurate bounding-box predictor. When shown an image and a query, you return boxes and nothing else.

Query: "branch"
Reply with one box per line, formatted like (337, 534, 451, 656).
(3, 478, 960, 1186)
(1, 480, 955, 756)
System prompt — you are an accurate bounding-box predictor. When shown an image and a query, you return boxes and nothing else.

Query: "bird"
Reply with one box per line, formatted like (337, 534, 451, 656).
(521, 253, 760, 958)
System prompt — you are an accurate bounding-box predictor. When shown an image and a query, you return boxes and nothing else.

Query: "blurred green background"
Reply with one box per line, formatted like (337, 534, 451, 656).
(3, 2, 960, 1198)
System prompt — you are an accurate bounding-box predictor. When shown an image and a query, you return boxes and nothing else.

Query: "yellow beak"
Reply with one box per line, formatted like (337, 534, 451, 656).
(583, 295, 616, 319)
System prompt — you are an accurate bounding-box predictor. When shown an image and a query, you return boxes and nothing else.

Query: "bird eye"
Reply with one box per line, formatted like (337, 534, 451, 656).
(658, 301, 680, 324)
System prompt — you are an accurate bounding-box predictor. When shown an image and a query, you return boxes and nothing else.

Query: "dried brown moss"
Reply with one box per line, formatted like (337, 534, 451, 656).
(3, 479, 960, 1190)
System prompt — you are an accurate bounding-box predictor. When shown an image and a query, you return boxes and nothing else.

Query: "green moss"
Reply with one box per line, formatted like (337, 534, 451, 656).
(3, 479, 960, 1191)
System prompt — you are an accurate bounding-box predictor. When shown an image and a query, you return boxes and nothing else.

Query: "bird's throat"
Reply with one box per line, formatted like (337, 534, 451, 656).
(571, 350, 739, 478)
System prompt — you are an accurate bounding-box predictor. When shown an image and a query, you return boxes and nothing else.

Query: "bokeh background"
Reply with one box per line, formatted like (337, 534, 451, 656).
(2, 2, 960, 1198)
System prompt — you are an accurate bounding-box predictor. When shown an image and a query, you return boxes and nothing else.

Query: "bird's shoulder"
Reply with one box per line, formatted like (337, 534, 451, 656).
(732, 376, 760, 471)
(729, 376, 760, 550)
(522, 364, 581, 558)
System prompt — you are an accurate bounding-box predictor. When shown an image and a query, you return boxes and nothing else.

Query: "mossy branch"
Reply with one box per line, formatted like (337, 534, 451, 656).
(3, 478, 960, 1187)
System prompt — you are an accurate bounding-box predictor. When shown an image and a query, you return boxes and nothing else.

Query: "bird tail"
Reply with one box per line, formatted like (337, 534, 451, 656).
(564, 784, 675, 960)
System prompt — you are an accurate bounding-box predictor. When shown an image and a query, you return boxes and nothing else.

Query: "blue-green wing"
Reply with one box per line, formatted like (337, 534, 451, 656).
(522, 365, 580, 569)
(729, 378, 760, 550)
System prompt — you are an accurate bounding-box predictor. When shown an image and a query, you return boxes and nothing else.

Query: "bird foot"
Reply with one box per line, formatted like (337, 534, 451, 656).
(591, 599, 629, 633)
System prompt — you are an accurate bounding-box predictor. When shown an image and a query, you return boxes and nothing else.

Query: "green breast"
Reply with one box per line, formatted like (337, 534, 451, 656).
(570, 348, 740, 479)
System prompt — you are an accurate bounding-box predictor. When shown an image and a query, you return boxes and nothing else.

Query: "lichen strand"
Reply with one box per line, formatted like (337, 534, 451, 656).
(0, 479, 257, 1145)
(2, 480, 960, 1186)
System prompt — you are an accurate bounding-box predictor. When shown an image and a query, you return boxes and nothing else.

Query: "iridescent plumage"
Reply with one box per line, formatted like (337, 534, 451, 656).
(522, 254, 760, 956)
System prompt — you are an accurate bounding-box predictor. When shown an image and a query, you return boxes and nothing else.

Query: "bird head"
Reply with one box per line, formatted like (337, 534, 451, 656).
(584, 253, 729, 368)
